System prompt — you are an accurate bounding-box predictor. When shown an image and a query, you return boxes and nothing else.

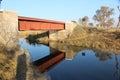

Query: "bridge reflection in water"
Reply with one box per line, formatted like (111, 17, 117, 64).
(19, 38, 66, 73)
(32, 51, 65, 73)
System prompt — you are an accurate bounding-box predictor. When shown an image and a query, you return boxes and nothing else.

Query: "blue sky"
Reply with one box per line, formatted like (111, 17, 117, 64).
(1, 0, 120, 23)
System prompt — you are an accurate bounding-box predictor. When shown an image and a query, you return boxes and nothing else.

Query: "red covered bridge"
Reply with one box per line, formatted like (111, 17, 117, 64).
(18, 16, 65, 31)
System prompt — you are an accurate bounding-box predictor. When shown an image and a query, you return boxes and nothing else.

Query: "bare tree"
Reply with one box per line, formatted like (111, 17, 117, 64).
(117, 6, 120, 28)
(82, 16, 89, 25)
(93, 6, 114, 28)
(78, 16, 89, 26)
(78, 17, 82, 25)
(0, 0, 2, 9)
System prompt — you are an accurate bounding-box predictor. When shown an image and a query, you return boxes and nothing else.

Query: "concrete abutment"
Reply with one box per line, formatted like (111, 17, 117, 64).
(0, 10, 18, 50)
(49, 22, 77, 41)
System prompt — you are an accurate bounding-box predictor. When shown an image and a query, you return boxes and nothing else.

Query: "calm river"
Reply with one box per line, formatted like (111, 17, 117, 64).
(19, 38, 120, 80)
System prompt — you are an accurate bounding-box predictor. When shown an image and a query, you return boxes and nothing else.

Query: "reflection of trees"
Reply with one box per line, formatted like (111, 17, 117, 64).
(114, 54, 119, 79)
(94, 51, 120, 78)
(94, 51, 112, 61)
(117, 6, 120, 27)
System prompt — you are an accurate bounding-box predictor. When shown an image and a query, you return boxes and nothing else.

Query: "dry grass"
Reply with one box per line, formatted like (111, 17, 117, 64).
(66, 26, 120, 53)
(0, 51, 18, 80)
(68, 25, 87, 40)
(0, 42, 20, 80)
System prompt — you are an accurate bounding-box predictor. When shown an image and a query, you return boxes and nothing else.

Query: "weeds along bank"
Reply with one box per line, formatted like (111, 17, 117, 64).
(0, 45, 48, 80)
(0, 49, 19, 80)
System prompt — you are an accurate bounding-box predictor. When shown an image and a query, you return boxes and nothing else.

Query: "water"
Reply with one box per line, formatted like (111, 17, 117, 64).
(19, 38, 120, 80)
(19, 38, 50, 62)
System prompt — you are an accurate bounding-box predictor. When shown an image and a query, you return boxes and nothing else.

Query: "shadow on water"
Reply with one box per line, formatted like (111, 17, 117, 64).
(25, 30, 61, 45)
(15, 54, 27, 80)
(25, 36, 49, 46)
(26, 31, 49, 42)
(25, 31, 49, 46)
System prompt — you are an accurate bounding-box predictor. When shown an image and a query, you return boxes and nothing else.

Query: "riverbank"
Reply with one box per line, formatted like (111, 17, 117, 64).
(24, 25, 120, 53)
(0, 49, 18, 80)
(65, 25, 120, 53)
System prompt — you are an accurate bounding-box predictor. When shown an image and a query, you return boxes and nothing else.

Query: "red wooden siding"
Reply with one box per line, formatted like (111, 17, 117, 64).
(37, 52, 65, 72)
(18, 16, 65, 31)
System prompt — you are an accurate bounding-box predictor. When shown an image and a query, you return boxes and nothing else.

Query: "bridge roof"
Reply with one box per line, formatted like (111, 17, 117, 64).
(18, 16, 65, 24)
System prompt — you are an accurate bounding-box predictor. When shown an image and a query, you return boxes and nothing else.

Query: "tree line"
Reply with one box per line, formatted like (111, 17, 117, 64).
(74, 6, 120, 28)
